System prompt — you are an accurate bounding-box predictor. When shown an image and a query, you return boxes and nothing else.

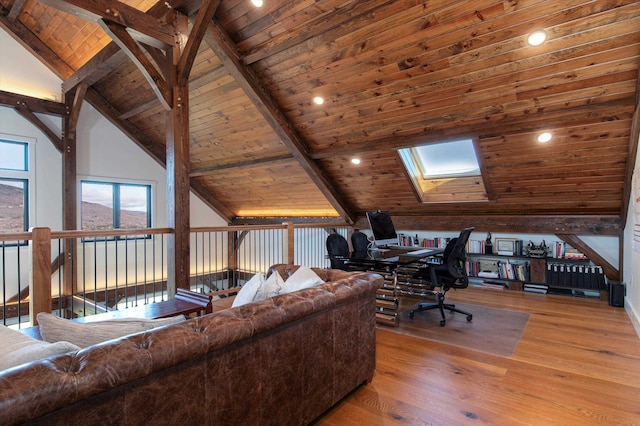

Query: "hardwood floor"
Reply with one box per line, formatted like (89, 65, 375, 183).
(315, 287, 640, 425)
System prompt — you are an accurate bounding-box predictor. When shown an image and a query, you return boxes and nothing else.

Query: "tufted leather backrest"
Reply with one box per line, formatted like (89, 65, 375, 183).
(0, 266, 383, 425)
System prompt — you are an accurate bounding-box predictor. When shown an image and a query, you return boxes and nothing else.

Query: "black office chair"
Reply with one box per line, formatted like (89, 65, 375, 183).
(351, 231, 370, 260)
(326, 232, 350, 270)
(409, 227, 475, 326)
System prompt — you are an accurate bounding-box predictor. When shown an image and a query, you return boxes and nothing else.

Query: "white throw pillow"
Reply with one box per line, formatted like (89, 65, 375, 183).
(0, 325, 80, 371)
(283, 266, 325, 293)
(37, 312, 186, 348)
(258, 270, 285, 300)
(232, 272, 264, 307)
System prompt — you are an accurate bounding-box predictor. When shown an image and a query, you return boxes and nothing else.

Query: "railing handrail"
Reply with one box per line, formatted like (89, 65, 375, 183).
(0, 231, 32, 241)
(0, 222, 352, 242)
(50, 227, 173, 239)
(1, 222, 355, 327)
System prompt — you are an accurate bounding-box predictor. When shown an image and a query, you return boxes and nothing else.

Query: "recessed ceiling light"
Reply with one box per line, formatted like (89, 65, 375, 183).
(351, 158, 361, 165)
(527, 30, 547, 46)
(313, 96, 324, 105)
(537, 132, 552, 143)
(251, 0, 263, 7)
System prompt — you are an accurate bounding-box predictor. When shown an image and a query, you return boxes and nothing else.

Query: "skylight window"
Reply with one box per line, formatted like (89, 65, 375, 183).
(398, 139, 487, 203)
(413, 139, 480, 178)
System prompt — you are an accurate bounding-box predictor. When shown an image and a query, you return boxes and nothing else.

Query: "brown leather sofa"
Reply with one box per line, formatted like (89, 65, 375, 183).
(0, 265, 382, 425)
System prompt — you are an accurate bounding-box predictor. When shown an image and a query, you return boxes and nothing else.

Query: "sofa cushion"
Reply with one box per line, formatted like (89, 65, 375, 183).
(0, 325, 80, 371)
(232, 272, 264, 307)
(256, 270, 285, 300)
(37, 312, 185, 348)
(283, 266, 324, 293)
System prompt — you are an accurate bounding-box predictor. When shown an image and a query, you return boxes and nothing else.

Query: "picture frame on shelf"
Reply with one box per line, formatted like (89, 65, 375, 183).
(495, 238, 519, 256)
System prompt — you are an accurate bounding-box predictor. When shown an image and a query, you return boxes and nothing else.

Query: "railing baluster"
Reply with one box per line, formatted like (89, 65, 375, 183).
(2, 223, 349, 325)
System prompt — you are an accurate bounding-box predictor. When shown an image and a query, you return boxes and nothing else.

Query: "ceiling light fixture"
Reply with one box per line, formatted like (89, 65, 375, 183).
(251, 0, 263, 7)
(313, 96, 324, 105)
(351, 158, 361, 165)
(537, 132, 552, 143)
(527, 30, 547, 46)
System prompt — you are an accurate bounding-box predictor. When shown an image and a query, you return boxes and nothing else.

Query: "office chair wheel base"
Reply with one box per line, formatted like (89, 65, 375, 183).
(466, 315, 473, 321)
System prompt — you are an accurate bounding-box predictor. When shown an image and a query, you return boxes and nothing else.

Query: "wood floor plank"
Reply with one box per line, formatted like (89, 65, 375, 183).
(314, 286, 640, 425)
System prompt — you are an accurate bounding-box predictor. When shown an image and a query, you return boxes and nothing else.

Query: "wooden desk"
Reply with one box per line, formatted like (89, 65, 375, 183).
(347, 247, 444, 327)
(348, 247, 444, 268)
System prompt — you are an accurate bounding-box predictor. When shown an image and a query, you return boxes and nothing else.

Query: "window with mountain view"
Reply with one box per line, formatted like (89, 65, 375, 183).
(0, 139, 29, 233)
(80, 180, 151, 236)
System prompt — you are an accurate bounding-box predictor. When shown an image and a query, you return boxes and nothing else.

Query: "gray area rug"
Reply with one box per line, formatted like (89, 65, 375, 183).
(392, 301, 530, 357)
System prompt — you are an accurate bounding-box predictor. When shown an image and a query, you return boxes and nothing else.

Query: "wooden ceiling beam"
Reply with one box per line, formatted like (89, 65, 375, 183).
(0, 90, 66, 115)
(61, 0, 189, 94)
(353, 215, 623, 237)
(190, 153, 294, 177)
(205, 20, 356, 224)
(36, 0, 174, 49)
(62, 43, 127, 93)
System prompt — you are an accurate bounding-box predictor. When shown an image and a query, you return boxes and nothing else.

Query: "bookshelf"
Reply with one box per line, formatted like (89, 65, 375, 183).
(466, 240, 607, 297)
(466, 254, 544, 291)
(394, 231, 609, 296)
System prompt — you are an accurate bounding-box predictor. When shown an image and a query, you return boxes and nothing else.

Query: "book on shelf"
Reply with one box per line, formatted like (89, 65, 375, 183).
(397, 234, 451, 248)
(466, 239, 486, 254)
(480, 281, 506, 290)
(545, 262, 605, 290)
(524, 284, 548, 294)
(478, 270, 500, 278)
(552, 241, 588, 260)
(524, 283, 548, 290)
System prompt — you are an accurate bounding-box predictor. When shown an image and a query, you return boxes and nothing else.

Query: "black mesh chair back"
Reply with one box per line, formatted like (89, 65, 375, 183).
(351, 231, 369, 260)
(409, 227, 475, 326)
(443, 226, 474, 287)
(326, 232, 349, 270)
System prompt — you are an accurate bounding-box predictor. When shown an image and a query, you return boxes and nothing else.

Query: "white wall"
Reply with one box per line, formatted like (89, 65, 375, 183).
(0, 27, 227, 230)
(623, 134, 640, 335)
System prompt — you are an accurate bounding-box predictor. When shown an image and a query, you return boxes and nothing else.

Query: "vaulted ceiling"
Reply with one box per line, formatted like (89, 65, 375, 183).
(1, 0, 639, 235)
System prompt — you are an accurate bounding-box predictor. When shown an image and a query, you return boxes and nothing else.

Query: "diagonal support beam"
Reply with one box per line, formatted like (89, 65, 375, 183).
(100, 20, 172, 110)
(177, 0, 220, 86)
(204, 20, 355, 224)
(61, 0, 189, 94)
(556, 234, 620, 281)
(15, 107, 63, 152)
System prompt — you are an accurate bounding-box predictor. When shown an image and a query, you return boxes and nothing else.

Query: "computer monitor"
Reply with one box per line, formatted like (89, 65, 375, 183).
(366, 211, 398, 248)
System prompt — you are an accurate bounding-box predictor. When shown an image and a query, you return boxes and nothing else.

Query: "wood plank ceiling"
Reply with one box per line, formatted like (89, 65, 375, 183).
(0, 0, 639, 234)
